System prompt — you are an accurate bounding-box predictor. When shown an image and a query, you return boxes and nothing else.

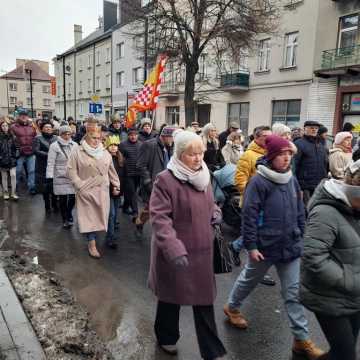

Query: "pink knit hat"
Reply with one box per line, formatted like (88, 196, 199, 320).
(265, 135, 294, 160)
(334, 131, 352, 145)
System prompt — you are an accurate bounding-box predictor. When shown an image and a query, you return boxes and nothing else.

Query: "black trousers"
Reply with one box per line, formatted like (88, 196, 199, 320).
(43, 192, 58, 211)
(123, 176, 139, 215)
(59, 194, 75, 222)
(316, 312, 360, 360)
(154, 301, 226, 360)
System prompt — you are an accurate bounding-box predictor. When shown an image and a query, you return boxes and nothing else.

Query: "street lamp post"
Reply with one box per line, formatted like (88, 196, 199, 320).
(62, 58, 71, 121)
(25, 68, 34, 117)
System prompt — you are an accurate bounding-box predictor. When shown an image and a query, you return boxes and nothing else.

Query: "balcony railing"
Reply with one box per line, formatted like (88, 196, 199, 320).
(220, 72, 249, 90)
(321, 45, 360, 70)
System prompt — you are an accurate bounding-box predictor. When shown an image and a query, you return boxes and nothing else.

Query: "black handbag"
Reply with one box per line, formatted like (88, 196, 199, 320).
(213, 224, 233, 274)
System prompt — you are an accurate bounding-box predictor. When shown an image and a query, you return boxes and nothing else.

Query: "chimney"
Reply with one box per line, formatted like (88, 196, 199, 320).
(74, 24, 82, 45)
(103, 0, 118, 31)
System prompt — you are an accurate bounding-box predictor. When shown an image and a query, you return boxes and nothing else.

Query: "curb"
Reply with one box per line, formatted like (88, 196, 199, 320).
(0, 264, 46, 360)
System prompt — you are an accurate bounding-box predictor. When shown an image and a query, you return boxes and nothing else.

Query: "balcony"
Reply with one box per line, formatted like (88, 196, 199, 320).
(315, 45, 360, 78)
(160, 82, 180, 99)
(219, 72, 249, 92)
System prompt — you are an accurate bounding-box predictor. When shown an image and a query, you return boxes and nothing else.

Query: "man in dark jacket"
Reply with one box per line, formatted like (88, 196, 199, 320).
(135, 125, 175, 234)
(218, 122, 240, 149)
(119, 128, 142, 219)
(138, 118, 157, 142)
(294, 120, 328, 205)
(11, 109, 37, 194)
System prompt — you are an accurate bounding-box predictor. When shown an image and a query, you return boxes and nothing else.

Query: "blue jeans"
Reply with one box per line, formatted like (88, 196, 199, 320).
(16, 155, 35, 191)
(228, 257, 309, 341)
(232, 236, 244, 252)
(85, 232, 97, 242)
(106, 197, 119, 243)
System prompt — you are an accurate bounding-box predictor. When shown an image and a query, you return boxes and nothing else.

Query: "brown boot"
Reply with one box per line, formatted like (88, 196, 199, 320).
(292, 339, 325, 360)
(223, 304, 248, 329)
(88, 240, 101, 259)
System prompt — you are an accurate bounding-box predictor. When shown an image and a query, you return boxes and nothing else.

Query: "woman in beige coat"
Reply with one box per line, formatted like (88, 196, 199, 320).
(221, 131, 244, 165)
(329, 131, 353, 180)
(67, 122, 120, 258)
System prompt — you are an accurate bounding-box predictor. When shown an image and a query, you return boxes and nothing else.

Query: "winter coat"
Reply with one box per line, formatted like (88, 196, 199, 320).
(67, 145, 120, 233)
(137, 137, 173, 201)
(119, 139, 142, 177)
(46, 139, 78, 195)
(33, 134, 57, 193)
(329, 147, 352, 180)
(234, 141, 266, 195)
(11, 121, 37, 156)
(0, 133, 17, 169)
(204, 141, 225, 172)
(149, 170, 216, 305)
(242, 159, 305, 262)
(294, 135, 328, 191)
(138, 130, 157, 142)
(221, 142, 243, 165)
(110, 154, 124, 198)
(219, 129, 231, 149)
(108, 124, 128, 142)
(300, 182, 360, 316)
(212, 164, 236, 203)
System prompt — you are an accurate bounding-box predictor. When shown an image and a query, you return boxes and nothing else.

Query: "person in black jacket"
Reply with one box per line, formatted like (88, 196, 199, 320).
(0, 119, 18, 200)
(119, 128, 142, 219)
(218, 122, 240, 149)
(201, 123, 225, 171)
(294, 120, 328, 206)
(33, 121, 57, 212)
(108, 115, 128, 143)
(135, 125, 175, 235)
(138, 118, 157, 142)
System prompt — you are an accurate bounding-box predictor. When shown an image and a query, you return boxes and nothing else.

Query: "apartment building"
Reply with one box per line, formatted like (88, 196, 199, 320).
(0, 59, 55, 118)
(54, 0, 118, 122)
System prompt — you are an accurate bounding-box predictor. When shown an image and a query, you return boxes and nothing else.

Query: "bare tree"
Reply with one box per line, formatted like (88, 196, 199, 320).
(124, 0, 280, 126)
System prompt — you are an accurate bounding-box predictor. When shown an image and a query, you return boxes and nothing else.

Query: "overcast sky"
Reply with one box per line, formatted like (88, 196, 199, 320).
(0, 0, 107, 75)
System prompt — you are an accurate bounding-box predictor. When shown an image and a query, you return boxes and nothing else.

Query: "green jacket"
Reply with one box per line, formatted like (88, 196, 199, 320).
(300, 182, 360, 316)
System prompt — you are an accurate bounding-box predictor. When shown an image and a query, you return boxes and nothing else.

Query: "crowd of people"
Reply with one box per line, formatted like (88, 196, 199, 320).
(2, 107, 360, 360)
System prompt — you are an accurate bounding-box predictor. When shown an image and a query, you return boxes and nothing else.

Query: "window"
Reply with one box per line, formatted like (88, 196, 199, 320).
(284, 32, 298, 68)
(26, 83, 31, 92)
(79, 102, 84, 115)
(26, 97, 31, 106)
(272, 100, 301, 126)
(198, 54, 208, 80)
(88, 78, 92, 91)
(9, 83, 17, 91)
(228, 103, 250, 136)
(106, 48, 111, 63)
(132, 67, 143, 85)
(43, 99, 51, 107)
(106, 74, 111, 89)
(10, 97, 17, 105)
(79, 81, 83, 93)
(42, 85, 50, 94)
(57, 85, 61, 97)
(116, 72, 124, 87)
(96, 76, 100, 90)
(133, 35, 144, 50)
(258, 39, 271, 71)
(338, 14, 359, 50)
(166, 106, 180, 125)
(96, 51, 101, 66)
(88, 54, 92, 68)
(79, 58, 83, 71)
(141, 0, 151, 6)
(116, 42, 124, 59)
(68, 82, 72, 94)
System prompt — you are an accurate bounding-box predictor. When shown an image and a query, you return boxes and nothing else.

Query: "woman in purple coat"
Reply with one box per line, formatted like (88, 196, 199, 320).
(149, 130, 226, 360)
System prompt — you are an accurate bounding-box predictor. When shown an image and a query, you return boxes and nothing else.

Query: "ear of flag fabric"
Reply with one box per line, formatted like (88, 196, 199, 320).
(125, 54, 168, 128)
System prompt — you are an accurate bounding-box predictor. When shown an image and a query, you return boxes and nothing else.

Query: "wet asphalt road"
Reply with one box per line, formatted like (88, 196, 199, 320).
(0, 193, 333, 360)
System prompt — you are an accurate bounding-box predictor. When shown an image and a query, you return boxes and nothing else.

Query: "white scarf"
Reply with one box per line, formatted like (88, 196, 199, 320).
(167, 156, 210, 192)
(82, 140, 104, 160)
(324, 178, 360, 207)
(257, 164, 292, 184)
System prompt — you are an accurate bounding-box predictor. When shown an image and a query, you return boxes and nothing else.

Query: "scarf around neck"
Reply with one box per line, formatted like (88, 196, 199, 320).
(257, 164, 292, 184)
(167, 156, 210, 192)
(82, 140, 104, 160)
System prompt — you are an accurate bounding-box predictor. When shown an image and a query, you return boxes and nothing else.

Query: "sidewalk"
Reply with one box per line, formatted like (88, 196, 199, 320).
(0, 262, 46, 360)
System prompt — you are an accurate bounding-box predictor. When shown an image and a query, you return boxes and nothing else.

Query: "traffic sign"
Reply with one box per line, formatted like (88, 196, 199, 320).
(89, 103, 103, 114)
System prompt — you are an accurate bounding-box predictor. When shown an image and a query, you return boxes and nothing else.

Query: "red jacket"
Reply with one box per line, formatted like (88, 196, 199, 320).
(11, 121, 37, 156)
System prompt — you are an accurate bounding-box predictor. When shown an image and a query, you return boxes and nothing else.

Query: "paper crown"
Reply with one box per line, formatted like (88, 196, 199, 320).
(104, 135, 120, 149)
(85, 122, 102, 135)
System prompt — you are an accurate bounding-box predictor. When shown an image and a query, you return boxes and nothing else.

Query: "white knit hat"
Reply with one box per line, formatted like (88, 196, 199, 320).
(174, 130, 202, 158)
(334, 131, 352, 146)
(272, 123, 291, 136)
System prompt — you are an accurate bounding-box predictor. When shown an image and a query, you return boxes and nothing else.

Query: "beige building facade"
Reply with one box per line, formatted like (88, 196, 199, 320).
(0, 59, 55, 118)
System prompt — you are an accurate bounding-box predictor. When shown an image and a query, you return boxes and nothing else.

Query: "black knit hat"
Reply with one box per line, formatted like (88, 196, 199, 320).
(318, 126, 328, 136)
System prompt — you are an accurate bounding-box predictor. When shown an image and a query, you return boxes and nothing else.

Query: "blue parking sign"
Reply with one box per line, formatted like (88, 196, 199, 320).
(89, 103, 103, 114)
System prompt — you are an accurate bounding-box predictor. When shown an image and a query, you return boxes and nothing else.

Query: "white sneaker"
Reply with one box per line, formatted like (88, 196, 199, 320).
(3, 192, 9, 200)
(159, 344, 178, 355)
(11, 193, 19, 201)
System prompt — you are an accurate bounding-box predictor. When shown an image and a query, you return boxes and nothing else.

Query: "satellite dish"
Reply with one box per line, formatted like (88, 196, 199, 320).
(65, 65, 71, 73)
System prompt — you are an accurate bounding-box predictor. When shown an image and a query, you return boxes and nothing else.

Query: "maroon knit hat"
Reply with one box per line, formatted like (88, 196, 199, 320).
(265, 135, 293, 160)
